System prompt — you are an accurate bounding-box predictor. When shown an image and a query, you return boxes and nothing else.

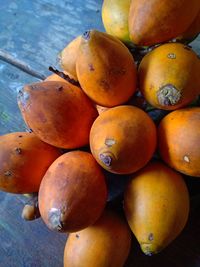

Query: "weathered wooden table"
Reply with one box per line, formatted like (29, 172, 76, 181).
(1, 1, 200, 266)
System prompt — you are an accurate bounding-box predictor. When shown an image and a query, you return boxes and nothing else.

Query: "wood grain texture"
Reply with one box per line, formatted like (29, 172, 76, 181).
(0, 1, 200, 266)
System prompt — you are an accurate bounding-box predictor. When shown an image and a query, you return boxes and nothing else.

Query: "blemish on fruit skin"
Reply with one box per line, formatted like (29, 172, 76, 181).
(148, 233, 154, 241)
(15, 147, 22, 155)
(105, 138, 116, 147)
(48, 208, 64, 231)
(4, 170, 12, 177)
(88, 64, 95, 71)
(183, 155, 190, 163)
(167, 53, 176, 59)
(76, 234, 80, 239)
(99, 153, 112, 167)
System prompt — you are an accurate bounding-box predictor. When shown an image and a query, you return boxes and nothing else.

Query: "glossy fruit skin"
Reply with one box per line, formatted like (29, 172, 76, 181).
(124, 161, 190, 255)
(63, 209, 132, 267)
(59, 35, 81, 81)
(176, 9, 200, 41)
(38, 151, 108, 233)
(90, 105, 157, 174)
(129, 0, 200, 46)
(0, 132, 60, 194)
(158, 107, 200, 177)
(139, 43, 200, 110)
(17, 81, 98, 149)
(102, 0, 131, 43)
(76, 30, 137, 107)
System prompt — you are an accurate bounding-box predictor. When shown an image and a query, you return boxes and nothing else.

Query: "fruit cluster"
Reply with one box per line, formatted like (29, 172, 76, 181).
(1, 1, 200, 266)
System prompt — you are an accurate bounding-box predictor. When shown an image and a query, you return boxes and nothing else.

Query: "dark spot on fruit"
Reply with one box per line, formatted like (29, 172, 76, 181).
(99, 79, 110, 90)
(88, 64, 95, 71)
(76, 234, 79, 239)
(4, 170, 12, 177)
(100, 153, 112, 167)
(18, 135, 23, 138)
(148, 233, 154, 241)
(57, 86, 63, 91)
(15, 147, 22, 155)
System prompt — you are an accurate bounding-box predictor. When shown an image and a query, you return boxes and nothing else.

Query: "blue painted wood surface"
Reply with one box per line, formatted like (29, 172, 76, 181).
(1, 1, 200, 267)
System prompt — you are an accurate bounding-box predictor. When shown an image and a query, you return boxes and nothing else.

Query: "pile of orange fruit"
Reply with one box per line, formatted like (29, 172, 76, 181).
(0, 0, 200, 266)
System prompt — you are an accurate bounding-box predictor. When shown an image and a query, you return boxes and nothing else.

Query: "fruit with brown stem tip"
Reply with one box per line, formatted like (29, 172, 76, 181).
(0, 132, 60, 194)
(124, 161, 190, 255)
(64, 208, 132, 267)
(76, 30, 137, 107)
(38, 151, 108, 233)
(129, 0, 200, 46)
(158, 107, 200, 177)
(90, 105, 157, 174)
(17, 81, 98, 149)
(139, 43, 200, 110)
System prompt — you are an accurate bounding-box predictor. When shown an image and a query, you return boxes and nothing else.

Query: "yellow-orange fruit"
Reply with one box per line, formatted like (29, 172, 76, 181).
(139, 43, 200, 110)
(76, 30, 137, 107)
(45, 73, 68, 83)
(17, 81, 98, 149)
(64, 209, 132, 267)
(129, 0, 200, 46)
(59, 35, 81, 81)
(90, 105, 157, 174)
(102, 0, 131, 43)
(124, 161, 190, 255)
(38, 151, 108, 233)
(0, 132, 60, 194)
(158, 107, 200, 177)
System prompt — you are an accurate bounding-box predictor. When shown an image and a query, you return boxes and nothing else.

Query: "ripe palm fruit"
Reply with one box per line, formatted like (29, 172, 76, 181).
(45, 73, 68, 83)
(102, 0, 131, 43)
(158, 107, 200, 177)
(0, 132, 60, 194)
(17, 81, 98, 149)
(139, 43, 200, 110)
(76, 30, 137, 107)
(176, 10, 200, 42)
(129, 0, 200, 46)
(124, 161, 190, 255)
(90, 105, 157, 174)
(59, 35, 81, 81)
(38, 151, 107, 233)
(63, 208, 132, 267)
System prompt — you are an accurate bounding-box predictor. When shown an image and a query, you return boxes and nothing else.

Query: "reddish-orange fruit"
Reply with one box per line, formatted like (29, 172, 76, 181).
(158, 107, 200, 177)
(0, 132, 60, 194)
(59, 35, 81, 81)
(129, 0, 200, 46)
(124, 161, 190, 255)
(90, 105, 157, 174)
(45, 73, 68, 83)
(64, 208, 132, 267)
(17, 81, 98, 149)
(76, 30, 137, 107)
(139, 43, 200, 110)
(38, 151, 108, 233)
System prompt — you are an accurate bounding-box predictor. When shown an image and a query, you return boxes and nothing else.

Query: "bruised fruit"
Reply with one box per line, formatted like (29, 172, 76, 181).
(102, 0, 131, 43)
(90, 105, 157, 174)
(59, 35, 81, 81)
(17, 81, 98, 149)
(124, 161, 190, 255)
(139, 43, 200, 110)
(38, 151, 107, 232)
(64, 208, 132, 267)
(129, 0, 200, 46)
(0, 132, 60, 194)
(76, 30, 137, 107)
(158, 107, 200, 177)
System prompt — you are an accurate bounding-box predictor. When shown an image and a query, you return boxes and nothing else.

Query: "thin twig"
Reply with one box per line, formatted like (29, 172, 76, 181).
(49, 66, 80, 87)
(0, 49, 46, 80)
